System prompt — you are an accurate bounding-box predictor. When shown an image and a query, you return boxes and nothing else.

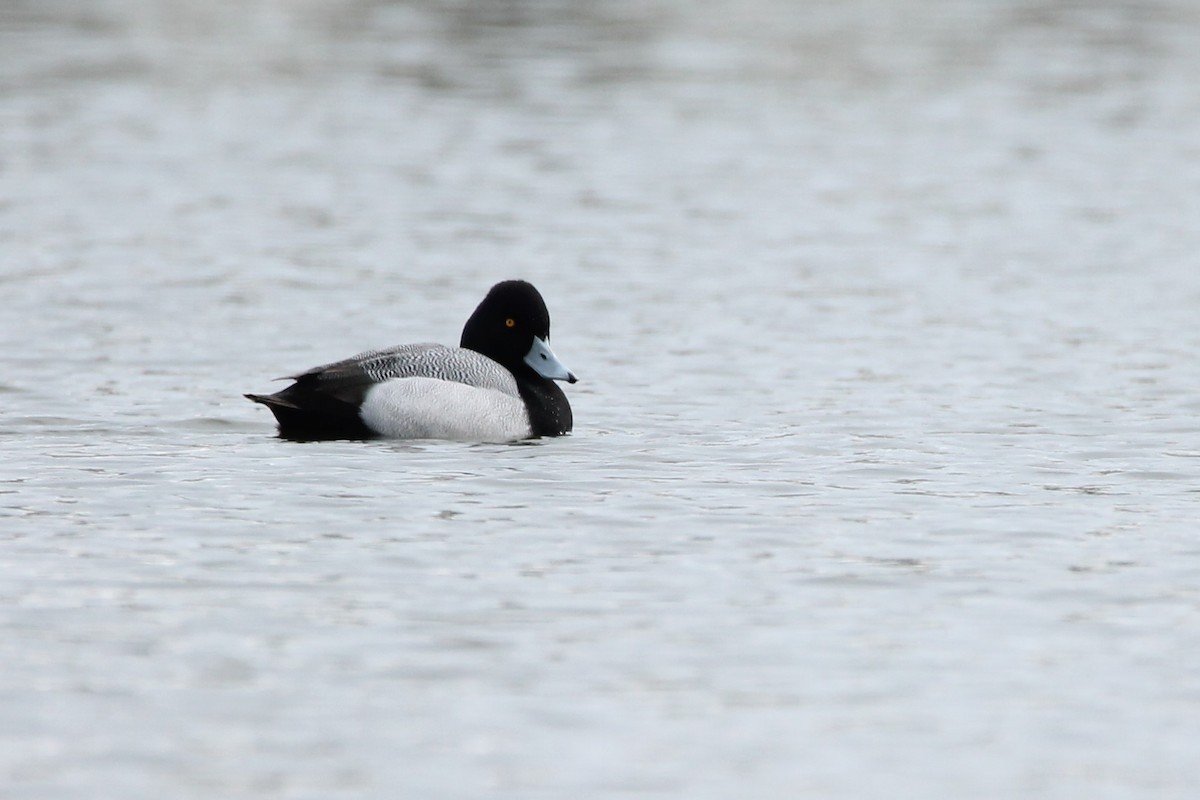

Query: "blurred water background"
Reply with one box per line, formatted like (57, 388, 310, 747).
(3, 0, 1200, 797)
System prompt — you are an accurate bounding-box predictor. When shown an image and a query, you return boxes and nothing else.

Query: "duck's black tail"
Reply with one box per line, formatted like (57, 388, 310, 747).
(244, 386, 374, 441)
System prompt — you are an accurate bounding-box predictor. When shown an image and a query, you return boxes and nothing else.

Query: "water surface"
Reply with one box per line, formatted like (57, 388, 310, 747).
(3, 1, 1200, 797)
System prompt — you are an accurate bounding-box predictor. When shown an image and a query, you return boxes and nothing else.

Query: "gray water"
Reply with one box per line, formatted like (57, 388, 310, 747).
(4, 0, 1200, 797)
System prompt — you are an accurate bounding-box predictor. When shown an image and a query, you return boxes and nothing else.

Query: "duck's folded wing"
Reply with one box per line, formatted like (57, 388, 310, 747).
(292, 343, 520, 405)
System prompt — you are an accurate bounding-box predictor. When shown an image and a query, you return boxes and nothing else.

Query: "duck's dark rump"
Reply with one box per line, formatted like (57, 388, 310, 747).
(244, 368, 375, 440)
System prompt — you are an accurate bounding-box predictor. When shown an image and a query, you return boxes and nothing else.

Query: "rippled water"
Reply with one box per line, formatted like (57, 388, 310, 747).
(4, 0, 1200, 797)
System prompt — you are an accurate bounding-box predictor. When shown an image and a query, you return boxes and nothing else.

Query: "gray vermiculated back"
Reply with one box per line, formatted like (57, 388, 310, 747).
(306, 343, 520, 396)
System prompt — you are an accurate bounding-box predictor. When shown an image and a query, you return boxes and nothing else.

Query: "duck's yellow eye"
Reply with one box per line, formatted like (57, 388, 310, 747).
(505, 318, 516, 328)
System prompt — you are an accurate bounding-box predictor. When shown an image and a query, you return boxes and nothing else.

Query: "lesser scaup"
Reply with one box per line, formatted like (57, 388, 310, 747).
(245, 280, 576, 441)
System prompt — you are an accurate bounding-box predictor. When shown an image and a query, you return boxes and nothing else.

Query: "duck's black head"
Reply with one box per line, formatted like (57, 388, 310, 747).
(460, 280, 577, 384)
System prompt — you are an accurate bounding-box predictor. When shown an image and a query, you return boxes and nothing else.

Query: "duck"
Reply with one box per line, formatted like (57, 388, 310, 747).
(245, 280, 576, 441)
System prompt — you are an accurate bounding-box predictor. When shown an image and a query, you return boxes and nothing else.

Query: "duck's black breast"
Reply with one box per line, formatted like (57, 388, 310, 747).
(518, 378, 573, 437)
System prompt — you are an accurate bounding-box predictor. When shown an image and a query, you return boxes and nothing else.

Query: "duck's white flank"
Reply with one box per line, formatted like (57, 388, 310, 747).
(359, 377, 531, 442)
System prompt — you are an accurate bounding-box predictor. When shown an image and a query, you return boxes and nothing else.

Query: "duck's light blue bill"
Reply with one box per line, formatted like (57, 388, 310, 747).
(525, 336, 577, 383)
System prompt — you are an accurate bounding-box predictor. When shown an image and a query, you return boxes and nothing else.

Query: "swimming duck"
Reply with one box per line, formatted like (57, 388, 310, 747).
(245, 280, 576, 441)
